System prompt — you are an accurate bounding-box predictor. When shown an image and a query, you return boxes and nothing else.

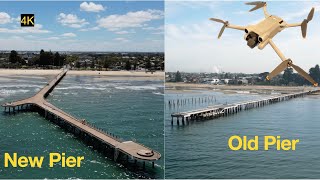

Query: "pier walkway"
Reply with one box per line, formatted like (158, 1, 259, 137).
(2, 69, 160, 167)
(171, 90, 320, 125)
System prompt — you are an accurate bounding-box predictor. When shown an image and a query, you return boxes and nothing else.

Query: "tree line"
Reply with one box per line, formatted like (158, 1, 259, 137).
(8, 50, 65, 68)
(4, 50, 162, 71)
(170, 65, 320, 86)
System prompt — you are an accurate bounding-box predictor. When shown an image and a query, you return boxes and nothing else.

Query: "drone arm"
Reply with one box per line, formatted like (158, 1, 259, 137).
(227, 24, 246, 31)
(268, 39, 318, 86)
(209, 18, 246, 38)
(269, 39, 287, 61)
(266, 39, 289, 81)
(285, 8, 314, 38)
(246, 2, 269, 17)
(286, 23, 302, 28)
(263, 5, 270, 18)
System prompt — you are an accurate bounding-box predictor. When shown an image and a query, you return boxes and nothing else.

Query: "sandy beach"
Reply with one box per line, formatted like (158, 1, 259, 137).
(0, 69, 164, 80)
(165, 82, 319, 94)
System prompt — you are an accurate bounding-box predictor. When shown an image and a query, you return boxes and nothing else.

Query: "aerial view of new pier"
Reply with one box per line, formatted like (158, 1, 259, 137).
(1, 66, 162, 177)
(0, 59, 164, 179)
(2, 69, 161, 164)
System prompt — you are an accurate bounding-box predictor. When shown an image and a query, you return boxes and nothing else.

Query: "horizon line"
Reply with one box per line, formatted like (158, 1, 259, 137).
(0, 50, 164, 53)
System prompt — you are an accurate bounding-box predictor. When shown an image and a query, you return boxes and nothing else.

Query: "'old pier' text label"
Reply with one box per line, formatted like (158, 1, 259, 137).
(228, 135, 299, 151)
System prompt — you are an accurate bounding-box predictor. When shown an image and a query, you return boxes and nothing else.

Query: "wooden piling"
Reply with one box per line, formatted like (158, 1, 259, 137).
(171, 90, 320, 125)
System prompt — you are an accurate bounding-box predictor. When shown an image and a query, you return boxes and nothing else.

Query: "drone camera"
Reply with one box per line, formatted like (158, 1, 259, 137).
(245, 32, 259, 48)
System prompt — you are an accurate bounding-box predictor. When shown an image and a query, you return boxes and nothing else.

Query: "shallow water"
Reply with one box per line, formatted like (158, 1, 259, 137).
(0, 74, 164, 179)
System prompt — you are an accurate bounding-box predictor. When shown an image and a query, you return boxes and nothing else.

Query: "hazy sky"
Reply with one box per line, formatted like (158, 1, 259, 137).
(0, 1, 164, 52)
(166, 1, 320, 73)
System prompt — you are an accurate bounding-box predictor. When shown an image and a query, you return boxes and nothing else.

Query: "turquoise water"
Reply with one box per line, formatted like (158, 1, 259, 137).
(165, 89, 320, 179)
(0, 74, 164, 179)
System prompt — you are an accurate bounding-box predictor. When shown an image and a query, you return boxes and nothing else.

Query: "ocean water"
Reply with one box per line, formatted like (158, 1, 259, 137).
(165, 89, 320, 179)
(0, 74, 164, 179)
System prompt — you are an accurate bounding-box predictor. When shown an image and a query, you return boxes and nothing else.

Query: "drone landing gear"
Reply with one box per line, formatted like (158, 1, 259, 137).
(266, 59, 318, 87)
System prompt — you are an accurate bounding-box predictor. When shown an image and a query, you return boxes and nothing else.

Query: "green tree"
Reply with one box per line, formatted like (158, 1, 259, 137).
(66, 55, 78, 64)
(75, 61, 80, 69)
(103, 60, 109, 69)
(283, 68, 294, 85)
(309, 64, 320, 84)
(224, 73, 231, 79)
(39, 50, 53, 66)
(259, 72, 269, 80)
(154, 60, 159, 70)
(54, 52, 61, 66)
(90, 60, 95, 69)
(175, 71, 183, 82)
(48, 51, 54, 65)
(133, 60, 137, 70)
(292, 73, 305, 86)
(39, 49, 45, 65)
(146, 59, 151, 70)
(125, 60, 131, 70)
(30, 55, 40, 65)
(9, 50, 21, 64)
(60, 55, 66, 66)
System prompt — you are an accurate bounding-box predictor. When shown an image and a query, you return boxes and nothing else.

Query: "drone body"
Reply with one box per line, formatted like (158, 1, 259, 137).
(245, 15, 286, 49)
(210, 1, 318, 86)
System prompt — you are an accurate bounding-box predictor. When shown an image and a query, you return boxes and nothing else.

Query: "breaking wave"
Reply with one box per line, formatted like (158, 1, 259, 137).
(0, 89, 30, 97)
(153, 92, 164, 96)
(114, 84, 163, 91)
(0, 84, 43, 88)
(55, 86, 107, 90)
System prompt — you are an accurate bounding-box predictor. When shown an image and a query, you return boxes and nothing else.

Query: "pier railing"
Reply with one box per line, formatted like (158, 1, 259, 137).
(43, 102, 124, 142)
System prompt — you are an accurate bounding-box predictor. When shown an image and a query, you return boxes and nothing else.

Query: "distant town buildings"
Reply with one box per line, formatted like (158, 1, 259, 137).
(166, 67, 320, 86)
(166, 71, 260, 85)
(0, 50, 164, 71)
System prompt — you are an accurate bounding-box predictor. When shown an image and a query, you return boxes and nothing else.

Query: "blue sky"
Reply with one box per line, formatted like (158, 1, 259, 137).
(166, 1, 320, 73)
(0, 1, 164, 52)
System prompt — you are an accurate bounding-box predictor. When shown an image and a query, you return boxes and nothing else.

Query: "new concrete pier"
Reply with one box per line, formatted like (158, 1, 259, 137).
(171, 90, 320, 125)
(2, 69, 160, 168)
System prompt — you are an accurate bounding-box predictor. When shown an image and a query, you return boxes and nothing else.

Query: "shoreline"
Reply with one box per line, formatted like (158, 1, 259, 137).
(0, 69, 164, 80)
(165, 82, 319, 93)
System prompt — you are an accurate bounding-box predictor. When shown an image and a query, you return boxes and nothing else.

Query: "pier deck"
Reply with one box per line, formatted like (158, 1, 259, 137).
(2, 69, 160, 165)
(171, 90, 320, 125)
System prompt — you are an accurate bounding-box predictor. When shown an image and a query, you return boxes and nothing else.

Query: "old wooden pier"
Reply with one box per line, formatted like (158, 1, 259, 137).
(171, 90, 320, 125)
(167, 95, 216, 110)
(2, 69, 160, 169)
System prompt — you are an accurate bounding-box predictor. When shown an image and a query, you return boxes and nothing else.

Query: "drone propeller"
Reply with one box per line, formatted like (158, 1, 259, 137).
(266, 59, 318, 86)
(266, 60, 290, 80)
(209, 18, 229, 38)
(209, 18, 225, 24)
(291, 64, 318, 86)
(245, 1, 266, 12)
(301, 7, 314, 38)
